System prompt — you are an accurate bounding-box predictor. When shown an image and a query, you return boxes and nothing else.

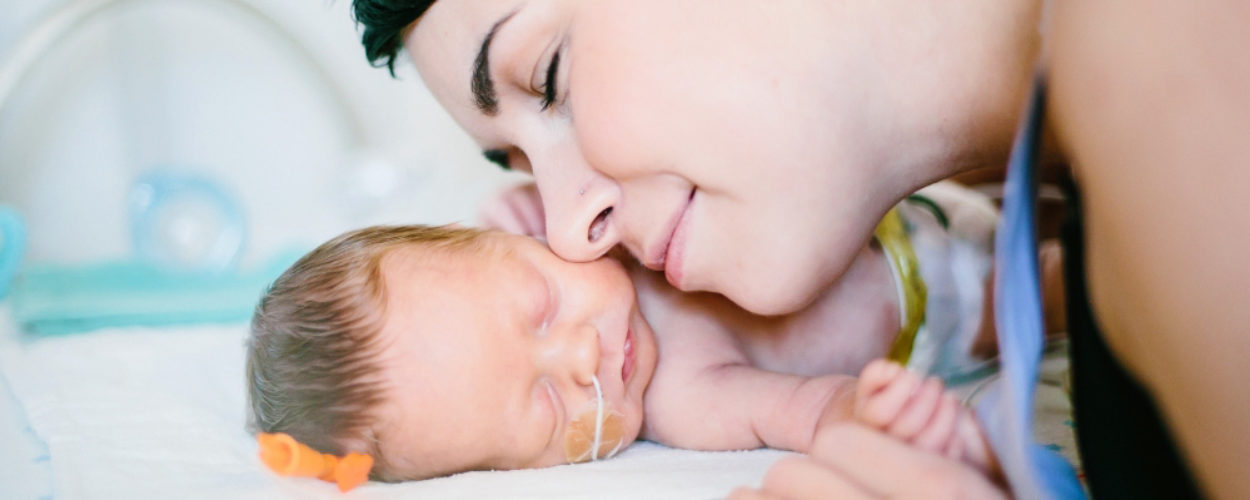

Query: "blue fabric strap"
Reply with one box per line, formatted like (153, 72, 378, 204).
(975, 75, 1086, 499)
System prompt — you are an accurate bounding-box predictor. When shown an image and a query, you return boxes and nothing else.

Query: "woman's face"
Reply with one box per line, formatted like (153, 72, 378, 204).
(405, 0, 1029, 315)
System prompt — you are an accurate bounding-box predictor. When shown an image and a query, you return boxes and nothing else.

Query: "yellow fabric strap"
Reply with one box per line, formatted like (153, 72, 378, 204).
(874, 208, 928, 365)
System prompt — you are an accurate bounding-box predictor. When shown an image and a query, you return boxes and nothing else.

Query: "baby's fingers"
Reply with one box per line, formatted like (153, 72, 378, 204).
(911, 391, 961, 453)
(856, 365, 922, 429)
(956, 408, 1002, 478)
(857, 359, 904, 397)
(886, 376, 945, 441)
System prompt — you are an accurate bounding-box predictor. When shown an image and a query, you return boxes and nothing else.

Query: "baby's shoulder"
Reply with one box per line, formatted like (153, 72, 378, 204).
(631, 266, 747, 348)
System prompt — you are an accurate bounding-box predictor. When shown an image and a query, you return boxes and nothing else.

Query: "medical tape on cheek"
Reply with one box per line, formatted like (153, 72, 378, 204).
(563, 375, 626, 464)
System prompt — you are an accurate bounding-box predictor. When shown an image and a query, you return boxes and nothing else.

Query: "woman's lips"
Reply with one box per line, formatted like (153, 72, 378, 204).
(645, 189, 696, 272)
(621, 328, 636, 384)
(664, 190, 695, 288)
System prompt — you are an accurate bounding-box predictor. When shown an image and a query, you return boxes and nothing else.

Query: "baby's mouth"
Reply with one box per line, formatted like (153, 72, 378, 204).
(621, 328, 636, 384)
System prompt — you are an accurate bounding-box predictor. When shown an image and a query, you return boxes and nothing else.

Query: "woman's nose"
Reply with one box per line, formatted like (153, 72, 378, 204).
(534, 323, 601, 387)
(543, 180, 620, 263)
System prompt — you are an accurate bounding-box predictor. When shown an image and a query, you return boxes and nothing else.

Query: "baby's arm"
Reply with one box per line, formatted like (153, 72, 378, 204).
(643, 361, 858, 454)
(852, 360, 1001, 479)
(632, 266, 861, 454)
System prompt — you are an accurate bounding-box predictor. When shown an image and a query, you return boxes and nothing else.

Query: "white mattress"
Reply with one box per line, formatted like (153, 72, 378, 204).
(0, 307, 787, 499)
(0, 305, 1081, 499)
(0, 363, 52, 499)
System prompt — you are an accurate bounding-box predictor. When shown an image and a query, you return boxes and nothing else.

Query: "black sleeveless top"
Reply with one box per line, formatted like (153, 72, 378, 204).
(1061, 178, 1205, 499)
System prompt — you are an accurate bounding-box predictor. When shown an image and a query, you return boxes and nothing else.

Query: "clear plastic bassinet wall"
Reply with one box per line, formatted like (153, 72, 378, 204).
(0, 0, 520, 333)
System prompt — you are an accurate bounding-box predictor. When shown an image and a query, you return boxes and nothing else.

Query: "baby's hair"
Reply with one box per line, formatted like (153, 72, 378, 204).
(246, 224, 487, 481)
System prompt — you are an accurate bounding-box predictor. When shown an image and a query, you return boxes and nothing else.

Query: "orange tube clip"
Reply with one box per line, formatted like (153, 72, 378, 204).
(257, 432, 373, 492)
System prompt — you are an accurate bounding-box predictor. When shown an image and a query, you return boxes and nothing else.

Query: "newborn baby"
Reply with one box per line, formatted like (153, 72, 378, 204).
(246, 224, 998, 482)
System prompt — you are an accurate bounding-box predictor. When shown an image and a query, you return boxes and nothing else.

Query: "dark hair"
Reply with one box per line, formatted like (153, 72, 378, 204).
(246, 224, 487, 480)
(352, 0, 437, 76)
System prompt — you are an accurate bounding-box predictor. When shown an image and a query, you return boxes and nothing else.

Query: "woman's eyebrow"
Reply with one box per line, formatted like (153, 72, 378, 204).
(472, 10, 520, 116)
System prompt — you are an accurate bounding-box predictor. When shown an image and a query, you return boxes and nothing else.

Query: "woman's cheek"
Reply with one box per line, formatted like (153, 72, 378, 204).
(568, 74, 657, 179)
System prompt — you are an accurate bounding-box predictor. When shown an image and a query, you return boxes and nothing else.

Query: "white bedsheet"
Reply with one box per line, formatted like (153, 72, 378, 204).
(0, 307, 787, 499)
(0, 305, 1082, 499)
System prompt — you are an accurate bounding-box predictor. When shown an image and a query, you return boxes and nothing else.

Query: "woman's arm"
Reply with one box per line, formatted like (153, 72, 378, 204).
(731, 424, 1009, 500)
(1048, 1, 1250, 497)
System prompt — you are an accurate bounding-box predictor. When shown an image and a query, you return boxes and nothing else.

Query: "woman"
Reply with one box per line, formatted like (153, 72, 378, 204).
(352, 0, 1250, 497)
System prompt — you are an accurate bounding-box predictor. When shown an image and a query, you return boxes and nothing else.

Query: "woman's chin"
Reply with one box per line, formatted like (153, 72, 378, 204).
(726, 279, 822, 317)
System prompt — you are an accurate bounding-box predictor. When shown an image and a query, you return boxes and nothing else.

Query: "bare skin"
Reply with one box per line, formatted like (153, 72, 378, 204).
(852, 360, 999, 481)
(407, 0, 1039, 316)
(367, 230, 993, 479)
(736, 1, 1250, 498)
(628, 247, 898, 454)
(479, 183, 906, 377)
(396, 0, 1250, 496)
(1046, 1, 1250, 497)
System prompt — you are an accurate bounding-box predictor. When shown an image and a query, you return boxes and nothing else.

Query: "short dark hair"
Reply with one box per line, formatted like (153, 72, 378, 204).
(352, 0, 436, 76)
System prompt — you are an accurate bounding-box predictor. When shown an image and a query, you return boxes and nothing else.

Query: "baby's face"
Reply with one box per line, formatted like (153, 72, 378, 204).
(371, 232, 658, 478)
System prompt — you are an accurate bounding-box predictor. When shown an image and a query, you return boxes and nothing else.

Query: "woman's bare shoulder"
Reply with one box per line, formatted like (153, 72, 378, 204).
(1047, 2, 1250, 497)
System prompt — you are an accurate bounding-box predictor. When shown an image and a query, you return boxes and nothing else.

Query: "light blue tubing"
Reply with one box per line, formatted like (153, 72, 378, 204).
(975, 76, 1086, 499)
(0, 206, 27, 299)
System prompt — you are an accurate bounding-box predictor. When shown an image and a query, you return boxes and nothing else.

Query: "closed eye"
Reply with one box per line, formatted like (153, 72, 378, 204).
(540, 46, 561, 111)
(529, 262, 555, 334)
(544, 380, 564, 450)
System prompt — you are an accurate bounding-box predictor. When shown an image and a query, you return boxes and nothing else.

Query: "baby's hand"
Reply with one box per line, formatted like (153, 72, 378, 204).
(855, 360, 1001, 480)
(477, 182, 546, 238)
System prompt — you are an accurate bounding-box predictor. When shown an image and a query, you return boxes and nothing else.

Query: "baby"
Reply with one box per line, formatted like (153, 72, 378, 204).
(246, 223, 1000, 483)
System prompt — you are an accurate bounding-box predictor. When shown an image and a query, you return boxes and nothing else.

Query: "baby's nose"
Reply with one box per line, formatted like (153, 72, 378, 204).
(534, 323, 600, 386)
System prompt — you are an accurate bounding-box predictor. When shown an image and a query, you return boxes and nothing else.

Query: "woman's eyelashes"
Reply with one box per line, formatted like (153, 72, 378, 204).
(540, 49, 560, 110)
(532, 40, 564, 111)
